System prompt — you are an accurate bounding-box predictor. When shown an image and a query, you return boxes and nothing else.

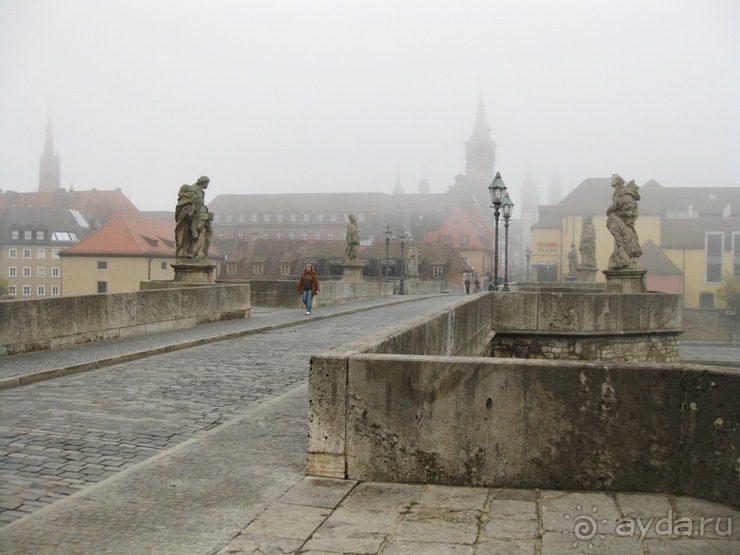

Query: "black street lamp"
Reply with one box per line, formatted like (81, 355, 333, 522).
(383, 225, 392, 280)
(525, 245, 532, 281)
(488, 172, 507, 291)
(399, 231, 408, 295)
(501, 192, 514, 292)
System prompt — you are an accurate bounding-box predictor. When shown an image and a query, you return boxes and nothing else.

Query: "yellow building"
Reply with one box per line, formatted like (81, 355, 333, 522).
(531, 178, 740, 308)
(59, 216, 178, 295)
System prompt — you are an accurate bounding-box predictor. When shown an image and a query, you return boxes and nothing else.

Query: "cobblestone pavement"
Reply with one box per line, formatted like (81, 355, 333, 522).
(0, 295, 459, 528)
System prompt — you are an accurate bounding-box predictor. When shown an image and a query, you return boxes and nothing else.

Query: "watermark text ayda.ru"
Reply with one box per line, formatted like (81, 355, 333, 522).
(615, 509, 732, 543)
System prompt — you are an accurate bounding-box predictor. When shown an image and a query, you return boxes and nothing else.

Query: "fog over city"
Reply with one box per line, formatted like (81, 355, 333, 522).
(1, 0, 738, 212)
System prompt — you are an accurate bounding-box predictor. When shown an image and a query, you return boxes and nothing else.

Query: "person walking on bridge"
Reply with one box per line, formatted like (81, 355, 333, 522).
(298, 264, 320, 315)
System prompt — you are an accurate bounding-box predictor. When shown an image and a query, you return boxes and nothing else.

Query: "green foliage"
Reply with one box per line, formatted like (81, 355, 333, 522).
(0, 278, 9, 296)
(717, 273, 740, 313)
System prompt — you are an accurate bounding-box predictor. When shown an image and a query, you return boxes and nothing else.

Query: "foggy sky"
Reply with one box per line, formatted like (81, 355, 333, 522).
(1, 0, 738, 212)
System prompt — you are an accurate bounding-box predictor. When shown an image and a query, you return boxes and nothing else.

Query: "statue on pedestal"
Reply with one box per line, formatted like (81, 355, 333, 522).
(579, 216, 597, 268)
(345, 213, 360, 262)
(606, 174, 642, 270)
(406, 240, 419, 275)
(175, 175, 213, 261)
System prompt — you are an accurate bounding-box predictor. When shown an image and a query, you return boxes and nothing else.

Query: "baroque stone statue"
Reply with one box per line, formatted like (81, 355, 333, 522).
(406, 240, 419, 275)
(345, 213, 360, 262)
(567, 243, 578, 276)
(175, 175, 213, 261)
(579, 216, 597, 268)
(606, 174, 642, 270)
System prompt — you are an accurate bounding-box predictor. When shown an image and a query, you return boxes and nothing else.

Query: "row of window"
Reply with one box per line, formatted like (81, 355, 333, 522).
(7, 267, 60, 278)
(9, 230, 78, 241)
(7, 284, 60, 296)
(94, 261, 170, 271)
(226, 263, 445, 278)
(227, 231, 347, 241)
(7, 248, 61, 259)
(214, 213, 366, 224)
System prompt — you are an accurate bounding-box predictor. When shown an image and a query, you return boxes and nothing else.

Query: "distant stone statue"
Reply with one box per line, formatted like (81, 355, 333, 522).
(579, 216, 597, 268)
(175, 175, 213, 261)
(567, 243, 578, 276)
(406, 240, 419, 275)
(345, 213, 360, 262)
(606, 174, 642, 270)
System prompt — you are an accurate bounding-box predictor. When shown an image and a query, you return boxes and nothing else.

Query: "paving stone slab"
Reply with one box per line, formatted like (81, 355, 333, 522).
(382, 540, 475, 554)
(476, 538, 538, 555)
(277, 476, 357, 509)
(240, 502, 329, 540)
(339, 482, 426, 511)
(416, 484, 489, 510)
(393, 507, 480, 544)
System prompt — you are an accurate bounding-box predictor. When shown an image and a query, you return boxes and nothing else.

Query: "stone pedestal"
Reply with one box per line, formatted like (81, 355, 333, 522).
(577, 266, 598, 283)
(405, 272, 420, 281)
(341, 262, 365, 282)
(564, 275, 578, 282)
(172, 261, 217, 284)
(602, 268, 647, 293)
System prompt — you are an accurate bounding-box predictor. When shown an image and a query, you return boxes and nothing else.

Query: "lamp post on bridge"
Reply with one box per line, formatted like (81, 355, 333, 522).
(501, 192, 514, 292)
(488, 172, 507, 291)
(525, 245, 532, 281)
(383, 225, 392, 280)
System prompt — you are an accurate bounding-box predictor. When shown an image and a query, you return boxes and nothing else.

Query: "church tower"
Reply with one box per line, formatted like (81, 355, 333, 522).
(39, 116, 61, 192)
(464, 92, 496, 188)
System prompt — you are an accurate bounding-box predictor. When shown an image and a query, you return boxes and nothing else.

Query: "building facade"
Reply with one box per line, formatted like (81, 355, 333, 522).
(60, 216, 180, 295)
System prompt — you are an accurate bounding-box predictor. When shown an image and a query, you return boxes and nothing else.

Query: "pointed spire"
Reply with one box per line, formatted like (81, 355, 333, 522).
(466, 91, 491, 143)
(392, 170, 405, 195)
(39, 112, 61, 192)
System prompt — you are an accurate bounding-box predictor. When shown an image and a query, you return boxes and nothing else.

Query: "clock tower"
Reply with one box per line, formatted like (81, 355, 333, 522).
(464, 92, 496, 188)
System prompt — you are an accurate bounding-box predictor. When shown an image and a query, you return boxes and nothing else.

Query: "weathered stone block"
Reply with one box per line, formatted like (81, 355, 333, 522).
(491, 291, 537, 331)
(681, 366, 740, 507)
(521, 363, 684, 494)
(307, 354, 349, 478)
(345, 356, 524, 486)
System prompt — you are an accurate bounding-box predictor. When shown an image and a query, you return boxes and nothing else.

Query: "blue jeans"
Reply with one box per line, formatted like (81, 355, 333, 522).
(302, 289, 313, 312)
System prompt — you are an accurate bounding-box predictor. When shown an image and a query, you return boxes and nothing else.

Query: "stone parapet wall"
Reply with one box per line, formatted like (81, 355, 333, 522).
(490, 333, 681, 362)
(398, 280, 463, 296)
(0, 284, 250, 356)
(308, 292, 737, 507)
(338, 356, 738, 508)
(227, 280, 394, 308)
(492, 290, 682, 333)
(490, 290, 682, 361)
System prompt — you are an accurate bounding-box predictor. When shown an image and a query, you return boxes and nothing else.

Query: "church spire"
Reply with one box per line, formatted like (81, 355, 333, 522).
(39, 114, 61, 192)
(464, 92, 496, 186)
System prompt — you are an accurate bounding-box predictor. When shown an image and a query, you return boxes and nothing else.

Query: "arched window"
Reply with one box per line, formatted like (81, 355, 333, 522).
(699, 292, 714, 309)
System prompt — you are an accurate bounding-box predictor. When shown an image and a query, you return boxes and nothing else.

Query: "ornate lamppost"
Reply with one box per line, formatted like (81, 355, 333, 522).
(399, 231, 408, 295)
(525, 245, 532, 281)
(488, 172, 507, 291)
(501, 192, 514, 292)
(383, 225, 392, 280)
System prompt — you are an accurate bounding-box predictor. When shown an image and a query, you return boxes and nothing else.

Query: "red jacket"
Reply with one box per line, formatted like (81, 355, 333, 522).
(297, 270, 320, 295)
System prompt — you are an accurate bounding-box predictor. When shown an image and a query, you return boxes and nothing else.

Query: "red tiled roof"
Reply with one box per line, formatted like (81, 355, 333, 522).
(0, 189, 141, 220)
(60, 216, 175, 257)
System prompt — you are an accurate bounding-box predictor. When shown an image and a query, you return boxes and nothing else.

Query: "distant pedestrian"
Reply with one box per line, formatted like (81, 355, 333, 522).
(298, 264, 320, 315)
(464, 275, 471, 294)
